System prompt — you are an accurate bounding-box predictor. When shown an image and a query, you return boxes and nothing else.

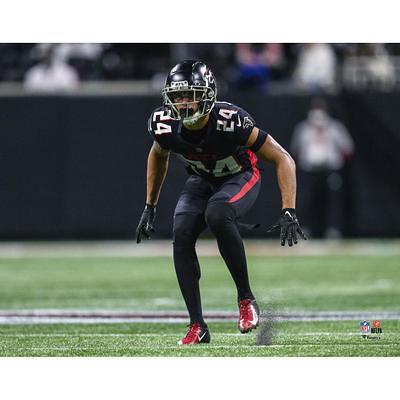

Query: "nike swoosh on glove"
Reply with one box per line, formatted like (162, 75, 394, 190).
(136, 204, 156, 244)
(267, 208, 307, 247)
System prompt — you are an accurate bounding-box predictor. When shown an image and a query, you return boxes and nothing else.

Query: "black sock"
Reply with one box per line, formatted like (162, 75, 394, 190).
(173, 213, 207, 326)
(205, 202, 254, 301)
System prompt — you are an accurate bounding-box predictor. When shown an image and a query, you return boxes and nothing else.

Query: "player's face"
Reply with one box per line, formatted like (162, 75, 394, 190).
(169, 90, 202, 114)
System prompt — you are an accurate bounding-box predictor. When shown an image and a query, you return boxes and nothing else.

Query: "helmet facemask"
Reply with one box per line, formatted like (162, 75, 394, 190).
(162, 84, 216, 126)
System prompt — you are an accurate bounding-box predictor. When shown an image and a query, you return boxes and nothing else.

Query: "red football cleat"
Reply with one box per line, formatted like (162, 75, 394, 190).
(238, 299, 260, 333)
(178, 323, 211, 345)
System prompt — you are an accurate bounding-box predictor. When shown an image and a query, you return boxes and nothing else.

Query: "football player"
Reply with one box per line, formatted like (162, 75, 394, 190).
(136, 60, 306, 345)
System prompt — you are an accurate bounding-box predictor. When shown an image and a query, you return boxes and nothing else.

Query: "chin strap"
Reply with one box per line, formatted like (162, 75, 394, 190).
(183, 111, 203, 127)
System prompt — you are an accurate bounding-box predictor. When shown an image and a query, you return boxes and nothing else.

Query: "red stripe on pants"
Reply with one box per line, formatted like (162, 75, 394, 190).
(228, 167, 260, 203)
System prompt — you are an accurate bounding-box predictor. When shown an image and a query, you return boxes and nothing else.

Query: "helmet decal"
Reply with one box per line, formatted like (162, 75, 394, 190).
(170, 80, 189, 89)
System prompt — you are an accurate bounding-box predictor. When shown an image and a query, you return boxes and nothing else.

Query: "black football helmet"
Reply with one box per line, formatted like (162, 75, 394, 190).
(162, 60, 217, 124)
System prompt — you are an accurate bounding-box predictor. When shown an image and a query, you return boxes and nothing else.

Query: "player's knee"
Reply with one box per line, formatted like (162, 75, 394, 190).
(173, 215, 198, 247)
(205, 202, 236, 231)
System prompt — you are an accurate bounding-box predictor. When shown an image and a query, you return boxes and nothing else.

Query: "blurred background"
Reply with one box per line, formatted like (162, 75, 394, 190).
(1, 43, 400, 240)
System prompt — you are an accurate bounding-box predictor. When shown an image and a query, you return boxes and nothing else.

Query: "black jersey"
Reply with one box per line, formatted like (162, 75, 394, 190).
(148, 101, 268, 180)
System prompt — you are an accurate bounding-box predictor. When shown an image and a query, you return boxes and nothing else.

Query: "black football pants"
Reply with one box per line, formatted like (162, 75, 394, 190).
(173, 169, 261, 325)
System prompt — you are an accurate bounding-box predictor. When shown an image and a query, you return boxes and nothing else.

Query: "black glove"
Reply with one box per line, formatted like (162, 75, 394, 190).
(267, 208, 307, 247)
(136, 204, 156, 244)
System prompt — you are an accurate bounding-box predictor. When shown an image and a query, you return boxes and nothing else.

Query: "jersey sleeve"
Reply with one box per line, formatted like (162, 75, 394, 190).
(215, 103, 268, 148)
(233, 107, 257, 145)
(234, 107, 269, 151)
(147, 108, 173, 150)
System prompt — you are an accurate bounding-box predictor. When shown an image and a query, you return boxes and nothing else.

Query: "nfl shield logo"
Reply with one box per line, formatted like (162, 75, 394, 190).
(371, 320, 382, 336)
(360, 321, 371, 337)
(372, 320, 380, 329)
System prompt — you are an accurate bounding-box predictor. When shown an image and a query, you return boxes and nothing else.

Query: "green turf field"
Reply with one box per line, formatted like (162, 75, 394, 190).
(0, 321, 399, 356)
(0, 253, 399, 356)
(0, 255, 399, 311)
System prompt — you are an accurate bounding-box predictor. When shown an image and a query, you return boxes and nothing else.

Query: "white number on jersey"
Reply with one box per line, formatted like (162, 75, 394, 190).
(152, 110, 172, 135)
(153, 110, 171, 121)
(217, 108, 238, 133)
(184, 155, 241, 177)
(214, 156, 242, 176)
(218, 109, 238, 119)
(217, 120, 235, 132)
(154, 123, 172, 135)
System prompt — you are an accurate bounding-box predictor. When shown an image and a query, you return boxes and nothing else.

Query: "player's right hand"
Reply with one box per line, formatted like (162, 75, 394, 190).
(136, 204, 156, 243)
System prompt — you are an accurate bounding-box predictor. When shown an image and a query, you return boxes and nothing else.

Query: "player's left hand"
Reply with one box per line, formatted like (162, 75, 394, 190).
(267, 208, 307, 247)
(136, 204, 156, 243)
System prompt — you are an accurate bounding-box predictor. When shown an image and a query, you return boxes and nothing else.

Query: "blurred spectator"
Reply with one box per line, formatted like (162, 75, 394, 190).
(0, 43, 398, 94)
(55, 43, 104, 80)
(23, 45, 79, 92)
(290, 98, 354, 238)
(294, 44, 337, 92)
(235, 43, 285, 90)
(55, 43, 103, 61)
(361, 44, 395, 89)
(342, 44, 397, 90)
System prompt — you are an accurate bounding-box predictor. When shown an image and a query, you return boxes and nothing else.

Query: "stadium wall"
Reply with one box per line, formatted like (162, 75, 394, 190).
(1, 92, 399, 239)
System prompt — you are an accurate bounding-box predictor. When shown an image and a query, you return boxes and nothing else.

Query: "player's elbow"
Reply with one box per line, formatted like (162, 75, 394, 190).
(276, 150, 296, 172)
(150, 146, 169, 163)
(286, 152, 296, 172)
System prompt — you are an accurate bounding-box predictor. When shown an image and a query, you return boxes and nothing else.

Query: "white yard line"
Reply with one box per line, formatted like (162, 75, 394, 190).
(0, 310, 399, 325)
(7, 344, 397, 352)
(0, 317, 192, 324)
(0, 332, 394, 338)
(0, 333, 246, 337)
